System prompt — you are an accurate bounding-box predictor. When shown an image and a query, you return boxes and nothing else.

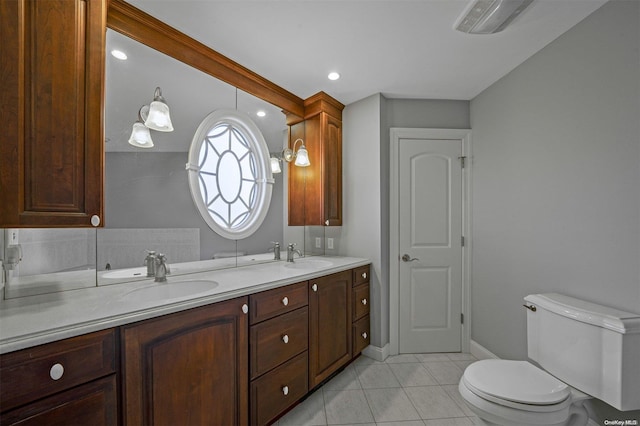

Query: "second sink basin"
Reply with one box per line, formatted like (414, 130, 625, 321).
(283, 258, 333, 270)
(122, 280, 219, 302)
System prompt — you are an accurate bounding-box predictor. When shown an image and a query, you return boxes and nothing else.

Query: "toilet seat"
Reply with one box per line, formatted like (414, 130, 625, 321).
(462, 360, 571, 411)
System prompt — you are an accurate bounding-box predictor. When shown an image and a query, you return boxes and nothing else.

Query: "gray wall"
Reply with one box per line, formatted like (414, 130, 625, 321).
(106, 152, 284, 260)
(470, 0, 640, 362)
(337, 95, 470, 349)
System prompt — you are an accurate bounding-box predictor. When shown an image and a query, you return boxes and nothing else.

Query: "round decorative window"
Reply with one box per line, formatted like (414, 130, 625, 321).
(186, 109, 274, 239)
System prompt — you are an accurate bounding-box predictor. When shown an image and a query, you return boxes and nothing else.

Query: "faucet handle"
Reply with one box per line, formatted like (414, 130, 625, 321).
(287, 243, 297, 249)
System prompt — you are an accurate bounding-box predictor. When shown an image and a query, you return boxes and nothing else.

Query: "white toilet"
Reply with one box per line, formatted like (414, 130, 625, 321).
(459, 293, 640, 426)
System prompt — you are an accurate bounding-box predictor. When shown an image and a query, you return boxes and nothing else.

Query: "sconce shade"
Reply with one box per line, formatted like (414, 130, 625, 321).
(143, 87, 174, 132)
(294, 144, 310, 167)
(270, 157, 282, 173)
(128, 121, 154, 148)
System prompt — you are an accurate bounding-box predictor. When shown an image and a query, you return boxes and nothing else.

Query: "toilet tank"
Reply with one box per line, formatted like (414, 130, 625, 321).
(524, 293, 640, 411)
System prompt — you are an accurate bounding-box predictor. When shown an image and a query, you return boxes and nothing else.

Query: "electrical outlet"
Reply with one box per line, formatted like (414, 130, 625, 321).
(327, 238, 334, 250)
(8, 229, 19, 244)
(315, 237, 322, 248)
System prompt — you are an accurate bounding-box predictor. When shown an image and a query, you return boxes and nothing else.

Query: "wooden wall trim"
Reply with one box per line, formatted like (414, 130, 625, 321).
(106, 0, 305, 118)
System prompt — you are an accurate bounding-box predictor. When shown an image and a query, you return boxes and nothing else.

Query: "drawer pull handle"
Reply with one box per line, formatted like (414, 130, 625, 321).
(361, 298, 367, 306)
(282, 385, 289, 396)
(282, 334, 289, 344)
(282, 296, 289, 306)
(362, 272, 367, 279)
(50, 363, 64, 380)
(242, 304, 249, 314)
(362, 332, 368, 340)
(312, 284, 318, 292)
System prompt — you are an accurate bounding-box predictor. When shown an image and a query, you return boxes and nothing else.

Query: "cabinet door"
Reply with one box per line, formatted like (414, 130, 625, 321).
(0, 0, 105, 227)
(122, 298, 249, 426)
(0, 375, 117, 426)
(308, 270, 352, 388)
(321, 113, 342, 226)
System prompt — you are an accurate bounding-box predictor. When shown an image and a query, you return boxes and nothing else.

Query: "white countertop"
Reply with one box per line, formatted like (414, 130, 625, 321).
(0, 256, 369, 354)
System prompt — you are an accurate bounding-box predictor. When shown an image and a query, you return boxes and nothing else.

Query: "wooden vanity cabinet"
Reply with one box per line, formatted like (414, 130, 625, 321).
(308, 270, 352, 389)
(0, 329, 117, 425)
(249, 282, 309, 426)
(352, 265, 371, 356)
(287, 92, 344, 226)
(121, 297, 249, 426)
(0, 0, 106, 227)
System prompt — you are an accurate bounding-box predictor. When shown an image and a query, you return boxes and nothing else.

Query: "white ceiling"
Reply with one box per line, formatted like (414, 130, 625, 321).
(127, 0, 608, 105)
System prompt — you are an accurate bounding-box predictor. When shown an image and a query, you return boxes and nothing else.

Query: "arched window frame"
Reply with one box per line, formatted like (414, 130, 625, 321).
(186, 109, 274, 240)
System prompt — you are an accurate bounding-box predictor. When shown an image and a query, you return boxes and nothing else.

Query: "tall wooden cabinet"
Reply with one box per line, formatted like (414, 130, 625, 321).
(308, 270, 352, 388)
(0, 0, 106, 227)
(288, 92, 344, 226)
(121, 297, 249, 426)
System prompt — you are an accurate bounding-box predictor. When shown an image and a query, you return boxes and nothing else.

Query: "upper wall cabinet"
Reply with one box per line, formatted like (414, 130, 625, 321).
(288, 93, 344, 226)
(0, 0, 106, 227)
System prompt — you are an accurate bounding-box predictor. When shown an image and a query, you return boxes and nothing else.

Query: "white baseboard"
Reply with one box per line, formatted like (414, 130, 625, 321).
(361, 343, 389, 362)
(470, 340, 499, 360)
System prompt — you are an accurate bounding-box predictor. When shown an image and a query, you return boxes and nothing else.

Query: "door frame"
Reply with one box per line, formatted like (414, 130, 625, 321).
(389, 128, 472, 356)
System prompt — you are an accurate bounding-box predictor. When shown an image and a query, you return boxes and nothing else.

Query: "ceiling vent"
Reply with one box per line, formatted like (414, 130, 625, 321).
(455, 0, 534, 34)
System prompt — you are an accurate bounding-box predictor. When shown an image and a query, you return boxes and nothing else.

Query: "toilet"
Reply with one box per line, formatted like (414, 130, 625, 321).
(459, 293, 640, 426)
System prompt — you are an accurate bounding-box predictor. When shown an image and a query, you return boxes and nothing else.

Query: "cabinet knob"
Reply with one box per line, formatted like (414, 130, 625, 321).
(311, 283, 318, 292)
(362, 272, 367, 279)
(90, 215, 101, 227)
(361, 298, 367, 306)
(282, 386, 289, 396)
(50, 363, 64, 380)
(282, 334, 289, 344)
(325, 220, 329, 226)
(242, 304, 249, 314)
(362, 332, 368, 340)
(282, 296, 289, 306)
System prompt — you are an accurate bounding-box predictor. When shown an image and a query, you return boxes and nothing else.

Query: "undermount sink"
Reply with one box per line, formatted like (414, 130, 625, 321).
(102, 267, 179, 279)
(121, 280, 219, 302)
(283, 258, 333, 269)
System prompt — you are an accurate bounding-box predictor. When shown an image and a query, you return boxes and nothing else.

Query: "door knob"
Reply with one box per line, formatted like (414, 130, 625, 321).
(402, 254, 419, 262)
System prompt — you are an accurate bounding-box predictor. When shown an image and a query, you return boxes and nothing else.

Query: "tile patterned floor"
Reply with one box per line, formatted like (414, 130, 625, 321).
(274, 353, 482, 426)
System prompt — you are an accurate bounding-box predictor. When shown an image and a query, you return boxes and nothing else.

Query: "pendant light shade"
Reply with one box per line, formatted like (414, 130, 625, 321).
(143, 87, 174, 132)
(128, 121, 154, 148)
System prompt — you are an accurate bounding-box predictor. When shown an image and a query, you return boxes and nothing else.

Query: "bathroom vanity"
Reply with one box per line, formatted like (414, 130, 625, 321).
(0, 257, 370, 425)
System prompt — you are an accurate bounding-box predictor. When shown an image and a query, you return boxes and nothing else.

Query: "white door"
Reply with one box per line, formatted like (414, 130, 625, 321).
(398, 136, 463, 353)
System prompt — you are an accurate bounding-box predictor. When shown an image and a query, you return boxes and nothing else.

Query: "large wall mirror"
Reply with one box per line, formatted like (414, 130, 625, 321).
(0, 3, 327, 299)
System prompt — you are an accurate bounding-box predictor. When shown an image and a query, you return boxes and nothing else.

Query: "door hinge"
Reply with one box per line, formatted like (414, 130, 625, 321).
(458, 156, 466, 168)
(461, 313, 464, 324)
(461, 236, 465, 247)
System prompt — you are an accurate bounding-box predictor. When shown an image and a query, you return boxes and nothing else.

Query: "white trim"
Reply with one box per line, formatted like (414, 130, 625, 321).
(470, 339, 500, 360)
(361, 344, 390, 362)
(389, 128, 472, 355)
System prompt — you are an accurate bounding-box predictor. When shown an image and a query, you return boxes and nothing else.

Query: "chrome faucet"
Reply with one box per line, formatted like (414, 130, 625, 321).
(269, 242, 281, 260)
(286, 243, 303, 262)
(154, 253, 170, 282)
(144, 250, 157, 277)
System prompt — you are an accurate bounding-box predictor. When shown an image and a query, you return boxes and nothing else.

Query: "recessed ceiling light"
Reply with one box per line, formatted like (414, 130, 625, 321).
(328, 72, 340, 81)
(111, 49, 128, 60)
(256, 110, 266, 117)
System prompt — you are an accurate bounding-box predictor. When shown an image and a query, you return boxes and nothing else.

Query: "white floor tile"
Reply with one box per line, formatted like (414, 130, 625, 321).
(404, 386, 466, 420)
(364, 388, 421, 423)
(424, 418, 474, 426)
(389, 363, 438, 387)
(277, 391, 327, 426)
(414, 353, 451, 362)
(322, 365, 361, 391)
(355, 363, 402, 389)
(442, 385, 476, 417)
(422, 361, 463, 385)
(384, 354, 421, 364)
(323, 389, 375, 425)
(445, 353, 476, 361)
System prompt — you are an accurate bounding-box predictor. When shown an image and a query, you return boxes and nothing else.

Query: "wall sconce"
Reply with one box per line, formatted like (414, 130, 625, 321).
(270, 138, 310, 173)
(128, 86, 173, 148)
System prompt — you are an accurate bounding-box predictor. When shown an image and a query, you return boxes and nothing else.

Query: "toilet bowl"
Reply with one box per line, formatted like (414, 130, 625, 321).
(459, 359, 590, 426)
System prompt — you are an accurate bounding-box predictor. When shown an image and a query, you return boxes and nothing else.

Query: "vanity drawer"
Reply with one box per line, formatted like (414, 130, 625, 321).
(249, 281, 308, 324)
(353, 283, 370, 321)
(353, 315, 370, 356)
(250, 351, 308, 426)
(353, 265, 370, 287)
(251, 307, 308, 379)
(0, 329, 117, 412)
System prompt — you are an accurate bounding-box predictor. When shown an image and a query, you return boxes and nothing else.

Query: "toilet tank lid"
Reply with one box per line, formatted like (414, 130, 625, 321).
(524, 293, 640, 334)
